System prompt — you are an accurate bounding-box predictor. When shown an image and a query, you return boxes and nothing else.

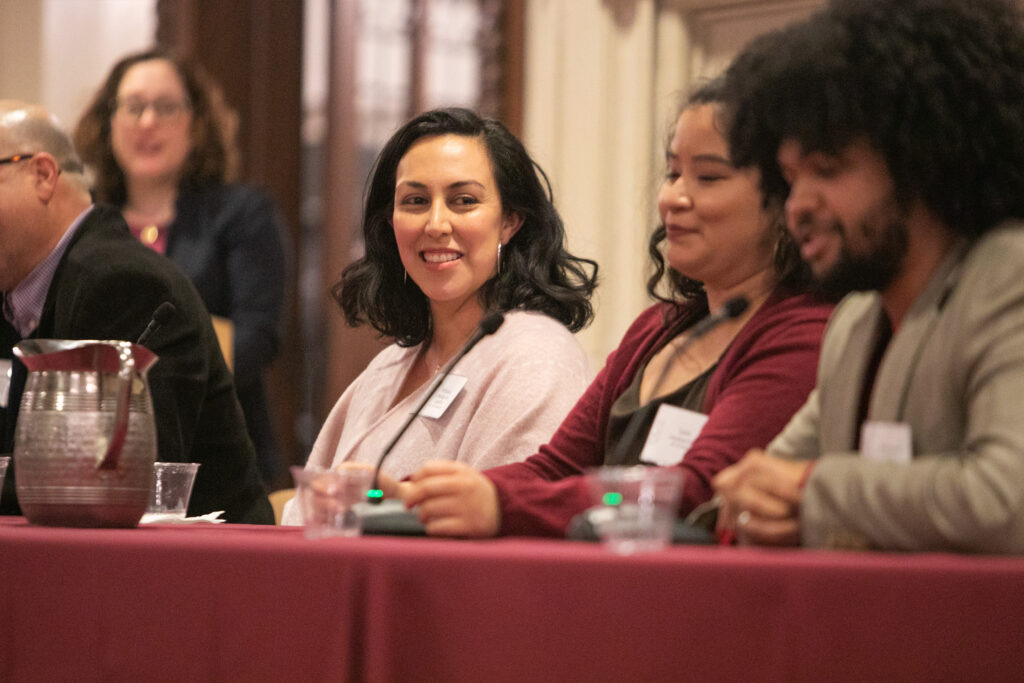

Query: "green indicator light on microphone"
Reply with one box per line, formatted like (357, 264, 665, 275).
(603, 492, 623, 506)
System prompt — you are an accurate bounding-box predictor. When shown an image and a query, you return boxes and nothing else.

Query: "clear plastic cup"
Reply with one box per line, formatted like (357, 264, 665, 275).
(148, 462, 200, 518)
(290, 466, 374, 539)
(586, 466, 683, 554)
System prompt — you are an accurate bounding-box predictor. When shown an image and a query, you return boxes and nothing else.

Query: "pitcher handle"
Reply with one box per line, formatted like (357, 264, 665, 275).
(97, 342, 135, 470)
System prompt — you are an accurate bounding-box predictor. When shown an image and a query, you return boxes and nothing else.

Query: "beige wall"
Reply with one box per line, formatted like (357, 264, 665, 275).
(0, 0, 155, 131)
(522, 0, 659, 368)
(0, 0, 43, 109)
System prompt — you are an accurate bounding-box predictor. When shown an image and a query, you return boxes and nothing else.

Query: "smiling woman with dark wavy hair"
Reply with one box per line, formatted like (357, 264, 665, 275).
(283, 108, 598, 520)
(338, 107, 597, 346)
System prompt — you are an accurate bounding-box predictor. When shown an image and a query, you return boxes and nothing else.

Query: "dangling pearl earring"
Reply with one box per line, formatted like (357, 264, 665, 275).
(497, 242, 503, 275)
(404, 268, 408, 285)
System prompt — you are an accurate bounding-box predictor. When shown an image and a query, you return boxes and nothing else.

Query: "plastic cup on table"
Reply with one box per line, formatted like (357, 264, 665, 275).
(148, 462, 200, 519)
(290, 465, 374, 539)
(585, 466, 683, 555)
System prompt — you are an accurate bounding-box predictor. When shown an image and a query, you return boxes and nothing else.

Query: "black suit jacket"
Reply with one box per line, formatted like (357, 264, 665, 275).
(0, 205, 273, 523)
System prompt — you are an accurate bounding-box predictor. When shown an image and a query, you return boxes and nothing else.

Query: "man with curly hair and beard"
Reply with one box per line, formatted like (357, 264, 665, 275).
(713, 0, 1024, 553)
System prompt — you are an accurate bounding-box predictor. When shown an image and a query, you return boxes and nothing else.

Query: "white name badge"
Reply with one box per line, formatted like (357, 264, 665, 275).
(638, 403, 709, 466)
(860, 420, 913, 464)
(0, 359, 11, 409)
(417, 374, 468, 420)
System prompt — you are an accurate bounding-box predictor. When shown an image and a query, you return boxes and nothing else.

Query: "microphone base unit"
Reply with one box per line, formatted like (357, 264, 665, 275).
(356, 499, 426, 536)
(566, 510, 714, 545)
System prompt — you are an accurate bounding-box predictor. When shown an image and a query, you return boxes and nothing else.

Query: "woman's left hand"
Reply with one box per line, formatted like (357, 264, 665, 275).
(402, 461, 501, 537)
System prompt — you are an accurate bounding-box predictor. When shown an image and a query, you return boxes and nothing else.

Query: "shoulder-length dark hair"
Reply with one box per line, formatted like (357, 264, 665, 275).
(646, 79, 808, 310)
(73, 47, 238, 206)
(336, 107, 598, 346)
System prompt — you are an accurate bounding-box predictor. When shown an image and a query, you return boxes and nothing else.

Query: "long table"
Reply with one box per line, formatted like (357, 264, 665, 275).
(0, 517, 1022, 682)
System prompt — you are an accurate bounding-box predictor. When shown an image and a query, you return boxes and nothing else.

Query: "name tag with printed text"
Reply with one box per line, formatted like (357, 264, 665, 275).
(417, 374, 468, 419)
(860, 421, 913, 464)
(638, 403, 709, 466)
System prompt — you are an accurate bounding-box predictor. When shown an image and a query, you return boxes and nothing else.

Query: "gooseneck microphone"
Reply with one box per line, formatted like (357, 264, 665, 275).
(367, 311, 506, 503)
(612, 296, 748, 465)
(136, 302, 177, 346)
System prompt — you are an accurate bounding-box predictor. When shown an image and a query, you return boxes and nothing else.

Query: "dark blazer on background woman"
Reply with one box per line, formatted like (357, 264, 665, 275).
(164, 183, 288, 485)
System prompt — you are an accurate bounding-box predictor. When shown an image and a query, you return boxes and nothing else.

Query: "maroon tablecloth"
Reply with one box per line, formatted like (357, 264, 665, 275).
(0, 517, 1022, 682)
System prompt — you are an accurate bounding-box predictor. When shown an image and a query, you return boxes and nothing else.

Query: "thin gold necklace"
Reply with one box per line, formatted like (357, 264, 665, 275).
(423, 321, 481, 375)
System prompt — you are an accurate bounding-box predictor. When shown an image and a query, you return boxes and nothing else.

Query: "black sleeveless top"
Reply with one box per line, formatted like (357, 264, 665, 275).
(603, 313, 717, 466)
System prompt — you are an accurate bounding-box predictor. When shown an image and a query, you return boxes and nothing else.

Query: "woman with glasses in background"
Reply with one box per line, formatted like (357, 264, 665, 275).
(74, 49, 288, 490)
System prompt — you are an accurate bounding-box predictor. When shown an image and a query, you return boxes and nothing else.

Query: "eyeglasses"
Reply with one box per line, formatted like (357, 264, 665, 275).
(113, 98, 191, 123)
(0, 153, 34, 166)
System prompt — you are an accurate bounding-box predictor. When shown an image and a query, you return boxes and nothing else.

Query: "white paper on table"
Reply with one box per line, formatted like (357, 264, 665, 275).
(139, 510, 226, 525)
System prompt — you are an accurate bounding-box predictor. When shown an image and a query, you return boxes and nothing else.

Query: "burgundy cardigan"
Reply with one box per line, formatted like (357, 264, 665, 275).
(485, 289, 832, 537)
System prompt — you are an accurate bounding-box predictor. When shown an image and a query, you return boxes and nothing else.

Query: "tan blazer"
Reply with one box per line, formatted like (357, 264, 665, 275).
(770, 223, 1024, 552)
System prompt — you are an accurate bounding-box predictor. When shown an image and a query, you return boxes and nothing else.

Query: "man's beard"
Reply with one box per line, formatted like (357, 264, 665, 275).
(813, 199, 909, 303)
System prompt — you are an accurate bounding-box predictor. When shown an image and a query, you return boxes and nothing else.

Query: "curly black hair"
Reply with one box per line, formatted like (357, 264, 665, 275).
(646, 79, 808, 308)
(724, 0, 1024, 239)
(336, 107, 598, 346)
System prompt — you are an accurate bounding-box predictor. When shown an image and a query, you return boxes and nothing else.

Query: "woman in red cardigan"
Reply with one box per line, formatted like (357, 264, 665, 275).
(399, 80, 832, 537)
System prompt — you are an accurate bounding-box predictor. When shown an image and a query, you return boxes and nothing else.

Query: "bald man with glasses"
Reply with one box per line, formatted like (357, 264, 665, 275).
(0, 100, 272, 524)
